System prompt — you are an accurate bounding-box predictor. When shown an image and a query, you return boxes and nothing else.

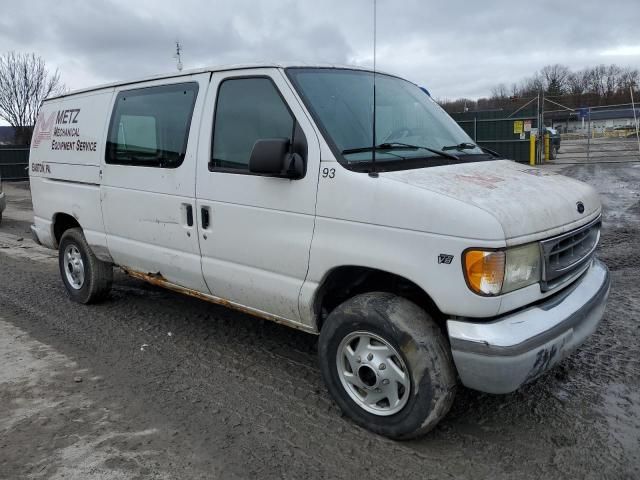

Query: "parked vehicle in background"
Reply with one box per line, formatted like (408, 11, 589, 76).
(546, 126, 561, 153)
(533, 126, 561, 159)
(29, 64, 610, 439)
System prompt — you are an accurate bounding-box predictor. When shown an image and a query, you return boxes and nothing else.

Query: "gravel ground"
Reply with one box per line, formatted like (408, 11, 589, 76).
(0, 162, 638, 480)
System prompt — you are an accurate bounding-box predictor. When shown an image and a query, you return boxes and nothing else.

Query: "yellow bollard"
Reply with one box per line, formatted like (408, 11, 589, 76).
(544, 134, 550, 162)
(530, 133, 536, 165)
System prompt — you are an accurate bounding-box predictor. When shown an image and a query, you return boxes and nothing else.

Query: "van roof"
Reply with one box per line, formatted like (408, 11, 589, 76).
(46, 63, 396, 101)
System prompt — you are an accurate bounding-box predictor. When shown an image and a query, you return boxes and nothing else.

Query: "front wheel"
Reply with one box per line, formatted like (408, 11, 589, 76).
(58, 228, 113, 304)
(318, 292, 457, 439)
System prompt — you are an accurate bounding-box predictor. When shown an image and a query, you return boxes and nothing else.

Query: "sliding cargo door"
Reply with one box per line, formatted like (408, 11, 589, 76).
(101, 74, 209, 292)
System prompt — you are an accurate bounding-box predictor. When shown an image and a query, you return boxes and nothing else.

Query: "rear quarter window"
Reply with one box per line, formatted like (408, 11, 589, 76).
(106, 82, 198, 168)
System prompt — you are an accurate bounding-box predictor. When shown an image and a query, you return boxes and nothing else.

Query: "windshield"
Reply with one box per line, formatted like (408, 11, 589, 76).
(286, 68, 486, 170)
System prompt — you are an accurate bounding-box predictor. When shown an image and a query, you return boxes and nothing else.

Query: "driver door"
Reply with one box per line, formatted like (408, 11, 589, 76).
(195, 68, 321, 326)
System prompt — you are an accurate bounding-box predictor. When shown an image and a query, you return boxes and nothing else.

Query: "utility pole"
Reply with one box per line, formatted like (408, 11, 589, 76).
(631, 86, 640, 157)
(537, 90, 543, 164)
(174, 41, 183, 72)
(587, 107, 591, 162)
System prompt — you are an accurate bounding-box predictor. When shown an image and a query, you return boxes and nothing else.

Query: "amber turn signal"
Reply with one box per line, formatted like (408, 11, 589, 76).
(463, 250, 505, 295)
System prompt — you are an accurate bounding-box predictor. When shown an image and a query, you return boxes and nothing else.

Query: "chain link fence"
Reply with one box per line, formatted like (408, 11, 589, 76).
(547, 104, 640, 164)
(450, 96, 640, 165)
(0, 146, 30, 180)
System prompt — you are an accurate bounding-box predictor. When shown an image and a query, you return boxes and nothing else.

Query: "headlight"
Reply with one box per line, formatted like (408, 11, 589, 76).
(463, 243, 541, 296)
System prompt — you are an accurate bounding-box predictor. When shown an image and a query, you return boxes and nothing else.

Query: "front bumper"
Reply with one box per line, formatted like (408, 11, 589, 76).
(447, 258, 610, 394)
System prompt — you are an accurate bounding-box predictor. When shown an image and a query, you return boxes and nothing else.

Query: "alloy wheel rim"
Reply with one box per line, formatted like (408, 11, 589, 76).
(63, 244, 85, 290)
(336, 331, 410, 416)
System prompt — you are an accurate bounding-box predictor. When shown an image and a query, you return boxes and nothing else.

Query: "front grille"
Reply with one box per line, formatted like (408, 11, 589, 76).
(540, 216, 601, 291)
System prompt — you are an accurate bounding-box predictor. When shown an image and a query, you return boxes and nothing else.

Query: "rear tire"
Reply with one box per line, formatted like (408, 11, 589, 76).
(58, 227, 112, 304)
(318, 292, 457, 439)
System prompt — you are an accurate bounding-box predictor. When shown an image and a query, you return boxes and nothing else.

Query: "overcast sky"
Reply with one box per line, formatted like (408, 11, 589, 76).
(2, 0, 640, 104)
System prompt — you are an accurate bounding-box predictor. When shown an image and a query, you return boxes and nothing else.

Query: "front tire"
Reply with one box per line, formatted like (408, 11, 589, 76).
(58, 228, 113, 304)
(318, 292, 457, 439)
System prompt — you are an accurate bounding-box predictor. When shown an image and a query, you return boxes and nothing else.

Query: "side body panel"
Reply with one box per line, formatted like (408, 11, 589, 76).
(301, 158, 598, 323)
(100, 74, 209, 292)
(195, 68, 322, 326)
(29, 90, 114, 252)
(300, 159, 511, 323)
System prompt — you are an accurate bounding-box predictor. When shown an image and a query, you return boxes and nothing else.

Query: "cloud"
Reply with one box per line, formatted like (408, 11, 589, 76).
(600, 45, 640, 57)
(0, 0, 639, 102)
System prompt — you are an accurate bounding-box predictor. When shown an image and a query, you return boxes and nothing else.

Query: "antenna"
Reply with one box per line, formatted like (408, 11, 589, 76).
(369, 0, 378, 178)
(174, 41, 183, 72)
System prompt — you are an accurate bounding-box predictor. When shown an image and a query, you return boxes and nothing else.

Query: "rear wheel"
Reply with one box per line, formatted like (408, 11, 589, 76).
(58, 228, 112, 304)
(318, 292, 457, 439)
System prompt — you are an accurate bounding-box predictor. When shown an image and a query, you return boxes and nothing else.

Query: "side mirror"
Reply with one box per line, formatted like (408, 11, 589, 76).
(249, 138, 305, 179)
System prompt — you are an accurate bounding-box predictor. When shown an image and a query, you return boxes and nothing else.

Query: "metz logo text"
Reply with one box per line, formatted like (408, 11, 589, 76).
(32, 109, 82, 149)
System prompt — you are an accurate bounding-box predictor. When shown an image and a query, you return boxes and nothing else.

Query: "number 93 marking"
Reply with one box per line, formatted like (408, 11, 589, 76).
(322, 167, 336, 179)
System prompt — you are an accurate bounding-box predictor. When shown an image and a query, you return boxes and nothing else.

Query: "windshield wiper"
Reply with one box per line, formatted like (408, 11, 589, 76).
(441, 142, 479, 151)
(342, 142, 459, 160)
(479, 146, 502, 158)
(442, 142, 503, 158)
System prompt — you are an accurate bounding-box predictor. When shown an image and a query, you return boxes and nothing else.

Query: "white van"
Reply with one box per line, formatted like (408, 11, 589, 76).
(29, 64, 610, 439)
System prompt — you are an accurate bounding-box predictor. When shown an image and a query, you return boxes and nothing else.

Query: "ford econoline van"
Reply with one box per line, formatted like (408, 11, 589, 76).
(29, 64, 610, 438)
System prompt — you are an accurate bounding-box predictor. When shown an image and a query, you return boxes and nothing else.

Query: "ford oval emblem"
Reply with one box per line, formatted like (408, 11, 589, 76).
(576, 201, 585, 214)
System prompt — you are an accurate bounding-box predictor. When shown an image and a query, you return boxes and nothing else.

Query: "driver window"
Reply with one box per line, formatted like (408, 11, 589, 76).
(211, 77, 294, 172)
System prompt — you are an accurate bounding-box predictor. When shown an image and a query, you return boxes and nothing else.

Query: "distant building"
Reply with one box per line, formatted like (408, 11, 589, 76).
(549, 107, 640, 133)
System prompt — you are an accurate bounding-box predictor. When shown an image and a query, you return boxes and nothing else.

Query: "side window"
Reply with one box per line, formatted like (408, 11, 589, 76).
(211, 77, 295, 171)
(106, 82, 198, 168)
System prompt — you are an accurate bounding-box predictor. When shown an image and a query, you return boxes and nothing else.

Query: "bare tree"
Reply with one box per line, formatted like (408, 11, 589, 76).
(586, 64, 607, 99)
(518, 73, 544, 97)
(439, 63, 640, 113)
(490, 83, 508, 100)
(604, 64, 622, 101)
(0, 52, 65, 144)
(567, 70, 588, 96)
(437, 97, 476, 114)
(541, 64, 570, 96)
(617, 67, 638, 93)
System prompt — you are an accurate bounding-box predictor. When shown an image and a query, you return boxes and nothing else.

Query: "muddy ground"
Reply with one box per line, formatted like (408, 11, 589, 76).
(0, 162, 638, 479)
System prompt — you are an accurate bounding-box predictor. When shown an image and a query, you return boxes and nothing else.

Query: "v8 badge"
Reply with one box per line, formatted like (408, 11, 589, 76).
(438, 254, 454, 265)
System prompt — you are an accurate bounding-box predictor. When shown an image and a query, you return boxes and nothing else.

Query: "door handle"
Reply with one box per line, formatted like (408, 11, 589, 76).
(186, 205, 194, 227)
(201, 207, 210, 230)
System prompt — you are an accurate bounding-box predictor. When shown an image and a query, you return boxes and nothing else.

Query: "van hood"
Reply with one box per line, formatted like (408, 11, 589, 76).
(381, 160, 600, 240)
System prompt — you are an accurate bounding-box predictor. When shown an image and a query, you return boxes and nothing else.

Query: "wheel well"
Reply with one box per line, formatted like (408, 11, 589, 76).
(53, 213, 81, 247)
(314, 266, 445, 332)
